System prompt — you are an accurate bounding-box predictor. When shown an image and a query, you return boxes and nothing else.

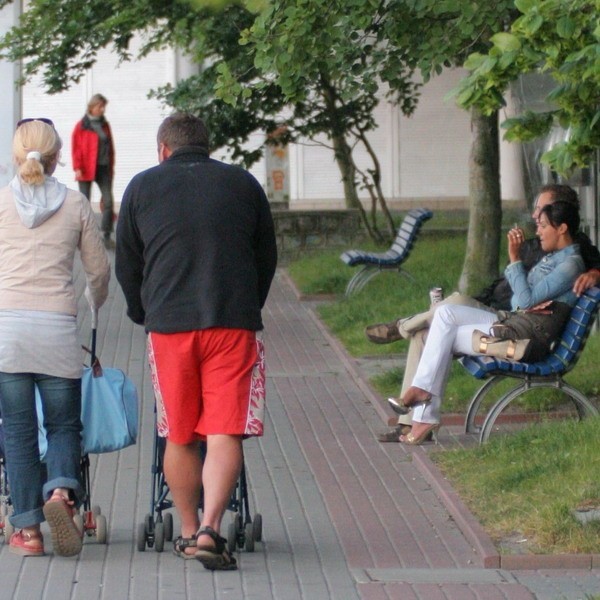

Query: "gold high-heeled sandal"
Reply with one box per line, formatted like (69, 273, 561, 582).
(388, 386, 432, 415)
(399, 423, 440, 445)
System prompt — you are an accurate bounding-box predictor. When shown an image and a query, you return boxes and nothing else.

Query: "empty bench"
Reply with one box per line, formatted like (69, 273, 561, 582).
(340, 208, 433, 297)
(460, 286, 600, 444)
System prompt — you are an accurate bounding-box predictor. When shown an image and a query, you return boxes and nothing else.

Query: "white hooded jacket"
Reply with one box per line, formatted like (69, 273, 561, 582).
(0, 176, 110, 315)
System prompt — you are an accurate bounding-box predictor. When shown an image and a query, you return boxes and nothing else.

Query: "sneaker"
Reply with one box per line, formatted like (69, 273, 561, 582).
(365, 320, 404, 344)
(43, 495, 83, 557)
(9, 530, 45, 557)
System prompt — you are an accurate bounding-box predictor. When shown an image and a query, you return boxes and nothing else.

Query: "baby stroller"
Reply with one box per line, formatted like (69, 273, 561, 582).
(0, 405, 108, 545)
(137, 415, 262, 554)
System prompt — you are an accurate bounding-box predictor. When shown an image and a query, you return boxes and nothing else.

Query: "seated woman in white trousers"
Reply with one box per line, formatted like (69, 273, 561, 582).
(398, 200, 585, 445)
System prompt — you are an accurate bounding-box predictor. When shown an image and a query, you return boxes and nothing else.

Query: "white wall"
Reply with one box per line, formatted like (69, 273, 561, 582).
(23, 38, 175, 208)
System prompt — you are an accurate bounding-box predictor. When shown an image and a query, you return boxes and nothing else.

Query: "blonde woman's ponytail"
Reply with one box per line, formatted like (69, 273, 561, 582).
(13, 121, 62, 186)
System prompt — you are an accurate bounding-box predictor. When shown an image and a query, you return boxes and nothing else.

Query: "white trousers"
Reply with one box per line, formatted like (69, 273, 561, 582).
(411, 304, 499, 424)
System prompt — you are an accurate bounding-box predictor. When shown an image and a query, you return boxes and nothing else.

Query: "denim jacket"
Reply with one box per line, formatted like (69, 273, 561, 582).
(505, 244, 584, 310)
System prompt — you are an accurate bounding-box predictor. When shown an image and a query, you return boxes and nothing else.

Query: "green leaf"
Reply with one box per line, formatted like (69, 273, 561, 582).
(491, 32, 521, 53)
(463, 52, 486, 71)
(514, 0, 536, 13)
(556, 16, 576, 39)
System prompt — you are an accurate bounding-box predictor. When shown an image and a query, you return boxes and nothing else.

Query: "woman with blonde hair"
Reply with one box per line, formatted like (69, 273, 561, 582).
(0, 119, 110, 557)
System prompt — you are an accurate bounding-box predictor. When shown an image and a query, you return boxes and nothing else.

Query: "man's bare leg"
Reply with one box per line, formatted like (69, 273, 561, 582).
(164, 439, 203, 547)
(198, 434, 243, 547)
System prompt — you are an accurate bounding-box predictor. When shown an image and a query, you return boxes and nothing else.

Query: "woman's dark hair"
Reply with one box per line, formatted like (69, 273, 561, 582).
(539, 200, 580, 237)
(539, 184, 579, 208)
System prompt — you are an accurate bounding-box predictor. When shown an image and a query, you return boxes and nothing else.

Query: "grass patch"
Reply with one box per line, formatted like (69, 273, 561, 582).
(432, 416, 600, 554)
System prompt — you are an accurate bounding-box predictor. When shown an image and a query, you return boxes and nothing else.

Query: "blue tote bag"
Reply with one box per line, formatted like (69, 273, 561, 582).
(80, 311, 139, 454)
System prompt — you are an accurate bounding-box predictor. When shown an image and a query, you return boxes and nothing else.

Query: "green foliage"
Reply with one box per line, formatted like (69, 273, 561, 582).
(148, 5, 291, 167)
(454, 0, 600, 175)
(434, 417, 600, 554)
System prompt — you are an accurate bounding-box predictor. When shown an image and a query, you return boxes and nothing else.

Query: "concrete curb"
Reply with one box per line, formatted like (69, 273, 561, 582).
(281, 269, 600, 571)
(410, 450, 500, 568)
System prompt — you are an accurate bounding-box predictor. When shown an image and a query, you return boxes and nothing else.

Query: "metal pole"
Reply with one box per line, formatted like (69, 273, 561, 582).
(0, 1, 22, 187)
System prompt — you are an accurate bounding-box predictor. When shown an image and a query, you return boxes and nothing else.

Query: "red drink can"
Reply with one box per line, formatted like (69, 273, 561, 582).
(429, 287, 444, 305)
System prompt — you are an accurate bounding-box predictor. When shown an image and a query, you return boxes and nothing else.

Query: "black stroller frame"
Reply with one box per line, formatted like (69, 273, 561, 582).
(137, 418, 262, 553)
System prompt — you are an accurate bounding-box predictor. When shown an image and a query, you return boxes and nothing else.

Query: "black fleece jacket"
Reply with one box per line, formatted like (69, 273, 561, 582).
(115, 146, 277, 333)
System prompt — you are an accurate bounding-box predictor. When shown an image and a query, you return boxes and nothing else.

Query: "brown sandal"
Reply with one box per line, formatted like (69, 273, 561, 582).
(195, 526, 237, 571)
(173, 535, 198, 559)
(377, 425, 412, 442)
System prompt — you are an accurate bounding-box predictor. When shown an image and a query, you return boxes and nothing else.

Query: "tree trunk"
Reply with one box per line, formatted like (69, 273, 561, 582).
(320, 76, 379, 241)
(331, 132, 376, 239)
(458, 107, 502, 295)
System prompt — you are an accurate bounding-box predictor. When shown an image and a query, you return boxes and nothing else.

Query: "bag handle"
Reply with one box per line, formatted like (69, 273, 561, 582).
(91, 308, 98, 363)
(82, 308, 103, 377)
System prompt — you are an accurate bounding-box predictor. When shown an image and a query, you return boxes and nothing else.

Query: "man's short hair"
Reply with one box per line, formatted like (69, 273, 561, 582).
(539, 184, 579, 208)
(157, 113, 209, 152)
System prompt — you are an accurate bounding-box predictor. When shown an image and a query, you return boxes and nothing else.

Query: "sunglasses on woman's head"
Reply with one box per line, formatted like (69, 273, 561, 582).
(16, 118, 55, 128)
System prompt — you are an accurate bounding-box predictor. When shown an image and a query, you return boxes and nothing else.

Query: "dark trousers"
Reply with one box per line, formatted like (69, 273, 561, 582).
(78, 165, 114, 237)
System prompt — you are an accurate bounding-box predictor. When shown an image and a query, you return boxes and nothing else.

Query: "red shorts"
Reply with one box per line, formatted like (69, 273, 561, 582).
(147, 328, 265, 444)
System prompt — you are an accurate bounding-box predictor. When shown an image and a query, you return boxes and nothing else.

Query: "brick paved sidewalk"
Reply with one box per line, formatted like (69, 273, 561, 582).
(0, 262, 598, 600)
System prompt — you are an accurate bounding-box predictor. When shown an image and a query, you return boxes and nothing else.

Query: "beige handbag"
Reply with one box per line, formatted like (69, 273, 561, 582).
(472, 330, 531, 361)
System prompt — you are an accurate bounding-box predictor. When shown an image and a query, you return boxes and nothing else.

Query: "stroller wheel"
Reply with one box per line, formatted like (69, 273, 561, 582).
(227, 521, 237, 553)
(163, 512, 174, 541)
(253, 513, 263, 542)
(73, 513, 84, 535)
(5, 520, 14, 539)
(244, 522, 255, 552)
(137, 522, 147, 551)
(95, 514, 108, 544)
(154, 521, 165, 552)
(144, 513, 153, 534)
(235, 512, 243, 533)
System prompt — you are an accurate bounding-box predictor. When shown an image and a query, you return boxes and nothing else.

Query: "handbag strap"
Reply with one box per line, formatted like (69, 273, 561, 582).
(87, 308, 103, 377)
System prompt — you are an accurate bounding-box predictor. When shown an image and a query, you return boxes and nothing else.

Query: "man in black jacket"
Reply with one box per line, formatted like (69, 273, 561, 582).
(368, 184, 600, 441)
(116, 113, 277, 569)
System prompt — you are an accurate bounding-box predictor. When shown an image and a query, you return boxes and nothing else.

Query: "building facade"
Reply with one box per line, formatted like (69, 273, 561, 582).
(15, 36, 527, 211)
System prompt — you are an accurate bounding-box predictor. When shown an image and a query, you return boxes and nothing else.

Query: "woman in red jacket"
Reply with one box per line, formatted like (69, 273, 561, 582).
(71, 94, 116, 248)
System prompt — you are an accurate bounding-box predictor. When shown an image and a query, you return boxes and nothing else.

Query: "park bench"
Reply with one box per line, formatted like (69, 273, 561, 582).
(340, 208, 433, 297)
(460, 285, 600, 444)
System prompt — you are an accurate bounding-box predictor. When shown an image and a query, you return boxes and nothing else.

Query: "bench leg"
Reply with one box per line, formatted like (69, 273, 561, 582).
(344, 266, 379, 297)
(478, 379, 600, 444)
(464, 375, 505, 434)
(344, 266, 415, 297)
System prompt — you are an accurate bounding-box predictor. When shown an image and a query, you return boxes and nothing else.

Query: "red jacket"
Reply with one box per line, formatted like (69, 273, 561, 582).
(71, 116, 115, 181)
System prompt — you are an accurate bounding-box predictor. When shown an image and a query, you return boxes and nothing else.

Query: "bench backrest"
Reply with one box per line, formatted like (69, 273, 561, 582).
(388, 208, 433, 258)
(460, 285, 600, 379)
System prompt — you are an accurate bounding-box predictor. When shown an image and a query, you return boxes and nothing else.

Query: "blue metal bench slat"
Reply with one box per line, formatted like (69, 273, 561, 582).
(340, 208, 433, 295)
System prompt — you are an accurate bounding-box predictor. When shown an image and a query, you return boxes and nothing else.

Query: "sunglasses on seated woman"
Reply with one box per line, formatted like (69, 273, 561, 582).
(16, 118, 55, 128)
